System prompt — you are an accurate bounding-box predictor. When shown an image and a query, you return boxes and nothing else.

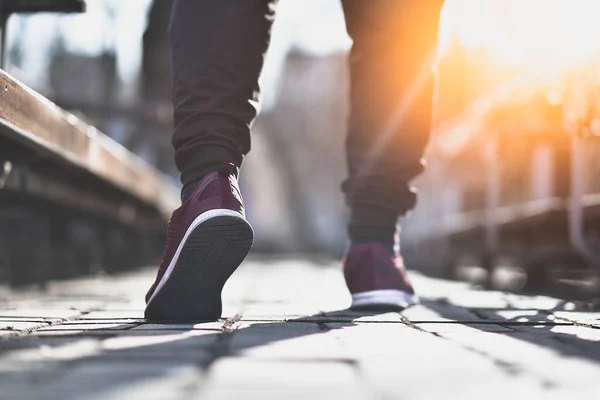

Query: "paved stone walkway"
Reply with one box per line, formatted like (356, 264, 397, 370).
(1, 258, 599, 400)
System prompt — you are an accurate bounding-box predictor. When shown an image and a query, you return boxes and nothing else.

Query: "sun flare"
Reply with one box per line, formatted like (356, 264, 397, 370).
(439, 0, 600, 69)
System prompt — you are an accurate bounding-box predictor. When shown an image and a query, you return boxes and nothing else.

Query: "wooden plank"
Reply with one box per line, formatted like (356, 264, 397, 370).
(0, 70, 179, 218)
(0, 163, 165, 230)
(435, 197, 565, 239)
(2, 0, 85, 13)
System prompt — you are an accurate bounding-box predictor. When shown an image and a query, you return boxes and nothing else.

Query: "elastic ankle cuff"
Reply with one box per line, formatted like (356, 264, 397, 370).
(350, 205, 399, 227)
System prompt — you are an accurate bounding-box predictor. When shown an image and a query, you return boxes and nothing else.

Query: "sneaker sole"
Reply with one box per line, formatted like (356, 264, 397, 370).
(351, 289, 418, 311)
(145, 209, 253, 321)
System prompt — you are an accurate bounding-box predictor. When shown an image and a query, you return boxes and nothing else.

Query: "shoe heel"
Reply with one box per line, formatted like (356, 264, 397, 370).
(145, 212, 253, 321)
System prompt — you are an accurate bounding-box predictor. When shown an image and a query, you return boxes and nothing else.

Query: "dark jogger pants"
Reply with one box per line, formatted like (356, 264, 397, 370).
(170, 0, 444, 217)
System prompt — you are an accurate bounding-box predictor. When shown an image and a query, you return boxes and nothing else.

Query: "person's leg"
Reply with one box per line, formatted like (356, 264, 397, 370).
(170, 0, 277, 200)
(146, 0, 277, 320)
(341, 0, 444, 245)
(340, 0, 444, 309)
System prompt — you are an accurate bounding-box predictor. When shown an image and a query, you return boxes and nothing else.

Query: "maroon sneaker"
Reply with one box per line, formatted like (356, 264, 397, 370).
(145, 162, 253, 321)
(343, 243, 418, 310)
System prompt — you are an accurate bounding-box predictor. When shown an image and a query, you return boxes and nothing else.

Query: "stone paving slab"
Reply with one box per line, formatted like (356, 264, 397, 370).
(436, 330, 600, 390)
(0, 308, 88, 319)
(37, 323, 139, 331)
(199, 358, 367, 400)
(552, 311, 600, 327)
(1, 320, 51, 331)
(60, 319, 145, 325)
(1, 360, 203, 400)
(81, 311, 145, 319)
(0, 259, 599, 399)
(227, 322, 349, 361)
(415, 322, 516, 333)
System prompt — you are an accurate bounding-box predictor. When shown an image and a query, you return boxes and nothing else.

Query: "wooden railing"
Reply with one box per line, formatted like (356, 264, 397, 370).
(0, 69, 179, 285)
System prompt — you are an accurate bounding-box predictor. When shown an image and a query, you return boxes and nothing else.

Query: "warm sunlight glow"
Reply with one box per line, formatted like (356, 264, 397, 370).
(440, 0, 600, 69)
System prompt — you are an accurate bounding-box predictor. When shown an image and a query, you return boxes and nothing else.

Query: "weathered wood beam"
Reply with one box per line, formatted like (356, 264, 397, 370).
(0, 69, 179, 220)
(0, 0, 85, 14)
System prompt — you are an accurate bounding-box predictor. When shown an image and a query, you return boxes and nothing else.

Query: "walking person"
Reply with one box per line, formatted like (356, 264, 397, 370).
(145, 0, 445, 320)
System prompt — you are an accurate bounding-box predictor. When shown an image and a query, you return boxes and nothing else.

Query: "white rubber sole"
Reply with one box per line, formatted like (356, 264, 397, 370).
(146, 208, 246, 307)
(351, 289, 419, 309)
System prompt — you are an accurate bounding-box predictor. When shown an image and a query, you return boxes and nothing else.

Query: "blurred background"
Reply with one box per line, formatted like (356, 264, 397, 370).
(6, 0, 352, 254)
(5, 0, 600, 298)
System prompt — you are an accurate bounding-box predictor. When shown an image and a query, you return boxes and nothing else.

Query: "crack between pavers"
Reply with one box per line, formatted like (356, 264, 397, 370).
(221, 313, 243, 334)
(241, 318, 406, 324)
(316, 322, 330, 331)
(400, 312, 557, 387)
(425, 302, 595, 372)
(194, 313, 244, 384)
(325, 326, 374, 395)
(530, 312, 600, 355)
(399, 314, 430, 332)
(548, 314, 600, 329)
(0, 307, 117, 339)
(411, 320, 569, 326)
(469, 309, 521, 331)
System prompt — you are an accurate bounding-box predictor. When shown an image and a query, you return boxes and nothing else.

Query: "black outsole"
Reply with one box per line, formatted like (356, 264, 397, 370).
(350, 304, 407, 312)
(145, 215, 253, 321)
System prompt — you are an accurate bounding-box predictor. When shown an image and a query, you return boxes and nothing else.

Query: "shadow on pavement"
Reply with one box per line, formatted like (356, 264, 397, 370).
(417, 298, 600, 363)
(1, 303, 599, 398)
(0, 308, 380, 399)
